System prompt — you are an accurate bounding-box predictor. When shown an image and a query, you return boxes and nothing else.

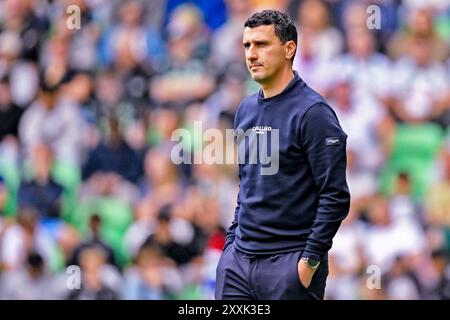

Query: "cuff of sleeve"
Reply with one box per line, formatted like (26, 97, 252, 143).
(301, 249, 323, 262)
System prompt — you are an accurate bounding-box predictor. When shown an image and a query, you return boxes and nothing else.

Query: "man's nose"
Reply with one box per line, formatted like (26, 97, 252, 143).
(246, 46, 257, 60)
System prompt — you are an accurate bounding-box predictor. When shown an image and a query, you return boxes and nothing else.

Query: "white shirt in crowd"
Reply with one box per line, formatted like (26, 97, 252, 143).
(19, 98, 85, 166)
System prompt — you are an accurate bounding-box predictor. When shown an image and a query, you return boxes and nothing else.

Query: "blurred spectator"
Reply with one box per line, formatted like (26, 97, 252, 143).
(82, 116, 140, 182)
(92, 68, 131, 131)
(385, 35, 449, 124)
(211, 0, 251, 69)
(39, 34, 76, 90)
(99, 1, 158, 111)
(388, 7, 448, 62)
(426, 248, 450, 299)
(382, 255, 422, 299)
(81, 117, 141, 204)
(100, 0, 164, 66)
(362, 195, 426, 274)
(166, 3, 212, 59)
(341, 1, 370, 33)
(333, 28, 392, 105)
(327, 74, 392, 172)
(123, 200, 158, 260)
(339, 0, 399, 50)
(142, 204, 206, 266)
(292, 0, 343, 93)
(0, 252, 62, 299)
(67, 214, 117, 269)
(17, 144, 63, 220)
(121, 242, 183, 299)
(327, 202, 365, 300)
(150, 5, 215, 108)
(345, 149, 378, 211)
(67, 246, 120, 300)
(138, 147, 181, 199)
(292, 27, 330, 94)
(147, 106, 182, 147)
(145, 108, 185, 180)
(296, 0, 343, 62)
(388, 172, 424, 225)
(0, 0, 49, 62)
(123, 148, 182, 257)
(213, 65, 250, 109)
(0, 207, 58, 271)
(0, 30, 39, 108)
(58, 0, 101, 72)
(19, 75, 84, 166)
(61, 72, 94, 118)
(190, 162, 237, 231)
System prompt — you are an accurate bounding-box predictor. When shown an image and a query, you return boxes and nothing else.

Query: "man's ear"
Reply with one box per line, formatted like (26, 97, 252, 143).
(285, 40, 296, 61)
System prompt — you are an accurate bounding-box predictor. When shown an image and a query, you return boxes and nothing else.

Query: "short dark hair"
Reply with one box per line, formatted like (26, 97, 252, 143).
(244, 10, 298, 59)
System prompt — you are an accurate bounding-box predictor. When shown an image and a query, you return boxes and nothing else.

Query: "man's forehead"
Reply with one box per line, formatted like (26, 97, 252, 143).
(243, 25, 276, 41)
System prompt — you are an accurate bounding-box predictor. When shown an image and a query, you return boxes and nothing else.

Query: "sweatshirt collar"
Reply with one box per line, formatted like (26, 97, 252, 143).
(257, 70, 302, 103)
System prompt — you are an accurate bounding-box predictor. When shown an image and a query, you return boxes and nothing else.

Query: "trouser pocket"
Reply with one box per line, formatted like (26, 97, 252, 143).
(293, 252, 323, 300)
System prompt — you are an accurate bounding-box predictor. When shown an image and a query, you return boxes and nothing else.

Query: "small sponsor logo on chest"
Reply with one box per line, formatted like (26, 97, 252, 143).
(252, 126, 272, 134)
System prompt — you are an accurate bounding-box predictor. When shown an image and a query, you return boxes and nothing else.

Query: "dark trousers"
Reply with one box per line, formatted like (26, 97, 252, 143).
(215, 244, 328, 300)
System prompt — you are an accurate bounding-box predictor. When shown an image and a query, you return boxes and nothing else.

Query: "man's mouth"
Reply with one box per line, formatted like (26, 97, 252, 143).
(250, 64, 262, 69)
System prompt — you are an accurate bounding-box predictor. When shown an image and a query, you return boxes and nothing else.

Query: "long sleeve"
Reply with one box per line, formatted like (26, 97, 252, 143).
(300, 103, 350, 261)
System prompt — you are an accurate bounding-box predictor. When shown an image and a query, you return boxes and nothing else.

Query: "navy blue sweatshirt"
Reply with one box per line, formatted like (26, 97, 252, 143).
(226, 71, 350, 261)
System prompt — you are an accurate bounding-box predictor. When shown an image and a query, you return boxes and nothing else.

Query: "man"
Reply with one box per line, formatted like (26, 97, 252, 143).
(17, 143, 63, 220)
(19, 75, 84, 167)
(0, 252, 62, 299)
(215, 10, 350, 300)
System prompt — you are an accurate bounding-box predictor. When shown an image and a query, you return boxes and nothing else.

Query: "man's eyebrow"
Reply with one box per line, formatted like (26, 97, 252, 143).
(243, 40, 269, 46)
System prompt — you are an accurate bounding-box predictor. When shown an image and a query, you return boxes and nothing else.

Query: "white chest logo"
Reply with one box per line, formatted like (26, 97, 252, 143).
(252, 126, 272, 134)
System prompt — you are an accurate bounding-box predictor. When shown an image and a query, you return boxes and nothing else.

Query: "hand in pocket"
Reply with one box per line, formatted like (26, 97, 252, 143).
(297, 260, 316, 288)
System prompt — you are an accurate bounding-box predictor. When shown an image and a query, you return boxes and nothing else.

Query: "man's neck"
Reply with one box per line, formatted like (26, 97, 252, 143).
(261, 68, 295, 99)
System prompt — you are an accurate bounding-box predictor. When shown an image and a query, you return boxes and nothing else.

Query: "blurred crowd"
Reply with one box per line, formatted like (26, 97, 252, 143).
(0, 0, 450, 300)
